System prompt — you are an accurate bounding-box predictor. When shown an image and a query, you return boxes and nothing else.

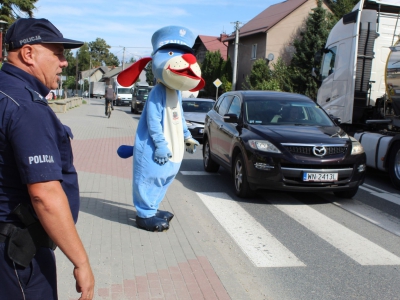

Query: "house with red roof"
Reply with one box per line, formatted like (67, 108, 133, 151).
(224, 0, 331, 89)
(193, 34, 228, 64)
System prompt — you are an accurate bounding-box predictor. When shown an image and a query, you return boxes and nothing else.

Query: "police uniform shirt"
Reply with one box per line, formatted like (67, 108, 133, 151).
(0, 63, 79, 224)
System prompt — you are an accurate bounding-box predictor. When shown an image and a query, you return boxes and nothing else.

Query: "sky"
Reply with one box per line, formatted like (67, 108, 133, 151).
(31, 0, 281, 63)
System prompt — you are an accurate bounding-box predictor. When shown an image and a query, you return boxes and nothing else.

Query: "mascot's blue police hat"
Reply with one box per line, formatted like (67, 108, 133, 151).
(151, 25, 195, 54)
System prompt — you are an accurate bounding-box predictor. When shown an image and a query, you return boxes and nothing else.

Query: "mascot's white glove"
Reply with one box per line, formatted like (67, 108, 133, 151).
(154, 144, 172, 165)
(185, 137, 200, 154)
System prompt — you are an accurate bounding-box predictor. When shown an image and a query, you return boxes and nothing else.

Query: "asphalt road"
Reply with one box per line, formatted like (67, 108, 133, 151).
(92, 98, 400, 300)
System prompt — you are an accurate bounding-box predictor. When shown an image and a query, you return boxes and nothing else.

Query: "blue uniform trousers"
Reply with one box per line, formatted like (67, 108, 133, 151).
(0, 241, 57, 300)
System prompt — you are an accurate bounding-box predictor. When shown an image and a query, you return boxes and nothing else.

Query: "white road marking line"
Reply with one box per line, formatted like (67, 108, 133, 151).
(197, 192, 305, 268)
(360, 184, 400, 206)
(332, 199, 400, 237)
(270, 199, 400, 265)
(180, 171, 220, 175)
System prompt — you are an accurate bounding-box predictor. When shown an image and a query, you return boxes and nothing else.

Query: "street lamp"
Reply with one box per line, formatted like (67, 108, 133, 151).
(0, 20, 8, 62)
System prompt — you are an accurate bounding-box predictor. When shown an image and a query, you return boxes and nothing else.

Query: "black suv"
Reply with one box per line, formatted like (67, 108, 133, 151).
(203, 91, 366, 198)
(131, 86, 153, 114)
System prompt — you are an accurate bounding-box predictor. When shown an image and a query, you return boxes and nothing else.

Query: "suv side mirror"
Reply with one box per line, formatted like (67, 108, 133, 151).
(329, 114, 341, 124)
(223, 113, 238, 123)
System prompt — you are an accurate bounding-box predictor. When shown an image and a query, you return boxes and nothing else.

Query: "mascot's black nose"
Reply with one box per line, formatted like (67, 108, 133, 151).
(182, 53, 196, 65)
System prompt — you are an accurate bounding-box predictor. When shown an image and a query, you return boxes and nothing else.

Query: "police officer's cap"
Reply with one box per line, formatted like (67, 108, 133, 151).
(4, 18, 84, 51)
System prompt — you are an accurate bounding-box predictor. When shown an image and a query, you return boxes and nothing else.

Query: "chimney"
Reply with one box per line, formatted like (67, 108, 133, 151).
(219, 33, 228, 42)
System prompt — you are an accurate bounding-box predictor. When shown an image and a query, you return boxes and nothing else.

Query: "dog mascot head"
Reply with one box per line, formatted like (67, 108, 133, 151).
(117, 25, 204, 92)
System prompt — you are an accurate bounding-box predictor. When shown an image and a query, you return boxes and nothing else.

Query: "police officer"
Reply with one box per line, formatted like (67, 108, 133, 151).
(0, 18, 94, 299)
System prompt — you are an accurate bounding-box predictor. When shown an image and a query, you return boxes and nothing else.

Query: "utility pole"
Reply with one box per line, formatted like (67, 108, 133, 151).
(122, 47, 125, 70)
(231, 21, 242, 91)
(75, 52, 79, 96)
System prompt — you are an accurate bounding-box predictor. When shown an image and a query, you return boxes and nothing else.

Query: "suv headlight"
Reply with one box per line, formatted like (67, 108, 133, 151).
(350, 137, 364, 155)
(249, 140, 281, 153)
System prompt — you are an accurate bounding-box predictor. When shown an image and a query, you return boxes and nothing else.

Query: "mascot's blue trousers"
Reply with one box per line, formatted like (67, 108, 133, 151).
(133, 158, 180, 218)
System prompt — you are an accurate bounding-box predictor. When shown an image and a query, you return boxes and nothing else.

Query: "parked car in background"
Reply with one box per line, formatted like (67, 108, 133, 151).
(182, 98, 214, 144)
(203, 90, 366, 198)
(131, 83, 153, 114)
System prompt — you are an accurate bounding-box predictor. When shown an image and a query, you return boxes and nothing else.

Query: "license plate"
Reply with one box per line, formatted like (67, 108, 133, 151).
(303, 172, 338, 182)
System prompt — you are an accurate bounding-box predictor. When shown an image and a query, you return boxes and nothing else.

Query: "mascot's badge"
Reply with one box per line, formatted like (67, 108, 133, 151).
(172, 111, 179, 121)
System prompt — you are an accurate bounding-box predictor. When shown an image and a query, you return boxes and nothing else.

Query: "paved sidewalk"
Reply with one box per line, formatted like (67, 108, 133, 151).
(55, 101, 232, 300)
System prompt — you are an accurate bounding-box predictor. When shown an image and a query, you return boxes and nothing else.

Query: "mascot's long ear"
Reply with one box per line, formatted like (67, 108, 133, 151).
(117, 57, 153, 87)
(189, 78, 205, 92)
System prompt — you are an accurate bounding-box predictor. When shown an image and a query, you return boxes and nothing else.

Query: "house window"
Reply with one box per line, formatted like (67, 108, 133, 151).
(251, 44, 257, 59)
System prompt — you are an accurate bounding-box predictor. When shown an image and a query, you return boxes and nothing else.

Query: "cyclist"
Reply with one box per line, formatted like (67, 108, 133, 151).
(104, 84, 115, 116)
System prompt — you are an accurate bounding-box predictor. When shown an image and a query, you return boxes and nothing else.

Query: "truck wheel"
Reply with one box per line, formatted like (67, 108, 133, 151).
(388, 142, 400, 190)
(333, 187, 358, 199)
(233, 153, 255, 198)
(203, 138, 219, 172)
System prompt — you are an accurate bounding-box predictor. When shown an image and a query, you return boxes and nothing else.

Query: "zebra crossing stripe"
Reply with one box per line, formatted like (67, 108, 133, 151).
(197, 192, 305, 268)
(180, 171, 219, 176)
(271, 199, 400, 266)
(360, 184, 400, 206)
(332, 199, 400, 237)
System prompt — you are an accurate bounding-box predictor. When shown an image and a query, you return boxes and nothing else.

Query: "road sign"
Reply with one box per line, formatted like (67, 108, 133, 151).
(213, 78, 222, 87)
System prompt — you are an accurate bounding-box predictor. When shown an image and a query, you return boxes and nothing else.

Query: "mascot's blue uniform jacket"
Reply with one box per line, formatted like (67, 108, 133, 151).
(133, 84, 191, 218)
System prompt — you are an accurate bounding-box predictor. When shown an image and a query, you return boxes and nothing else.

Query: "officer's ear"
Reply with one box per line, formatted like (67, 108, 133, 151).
(19, 45, 35, 66)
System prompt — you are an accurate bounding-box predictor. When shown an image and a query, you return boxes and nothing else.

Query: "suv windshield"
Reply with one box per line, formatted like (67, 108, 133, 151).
(136, 88, 152, 100)
(245, 100, 334, 126)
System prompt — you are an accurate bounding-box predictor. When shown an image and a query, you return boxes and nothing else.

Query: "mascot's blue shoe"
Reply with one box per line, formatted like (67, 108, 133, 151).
(156, 210, 174, 222)
(136, 216, 169, 232)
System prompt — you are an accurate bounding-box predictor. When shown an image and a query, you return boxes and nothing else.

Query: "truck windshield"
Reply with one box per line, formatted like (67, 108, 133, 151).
(118, 88, 131, 94)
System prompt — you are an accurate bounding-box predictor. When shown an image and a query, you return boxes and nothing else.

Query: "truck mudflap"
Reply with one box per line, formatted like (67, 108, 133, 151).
(354, 132, 392, 171)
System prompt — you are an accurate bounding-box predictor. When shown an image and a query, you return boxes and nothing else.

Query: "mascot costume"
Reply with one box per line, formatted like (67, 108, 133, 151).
(117, 26, 205, 232)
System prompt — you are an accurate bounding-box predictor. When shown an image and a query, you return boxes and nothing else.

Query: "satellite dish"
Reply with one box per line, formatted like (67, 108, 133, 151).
(267, 53, 274, 61)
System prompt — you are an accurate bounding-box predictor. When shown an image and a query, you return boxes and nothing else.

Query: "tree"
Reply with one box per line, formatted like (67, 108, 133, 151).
(242, 59, 273, 90)
(243, 57, 295, 92)
(328, 0, 359, 20)
(200, 50, 231, 97)
(220, 57, 233, 93)
(64, 76, 76, 89)
(104, 52, 119, 67)
(88, 38, 120, 67)
(270, 58, 295, 93)
(145, 61, 154, 85)
(77, 43, 90, 71)
(64, 49, 76, 76)
(290, 0, 335, 99)
(0, 0, 37, 24)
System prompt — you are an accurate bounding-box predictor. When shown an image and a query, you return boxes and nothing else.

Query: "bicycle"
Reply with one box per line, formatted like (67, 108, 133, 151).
(106, 100, 112, 118)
